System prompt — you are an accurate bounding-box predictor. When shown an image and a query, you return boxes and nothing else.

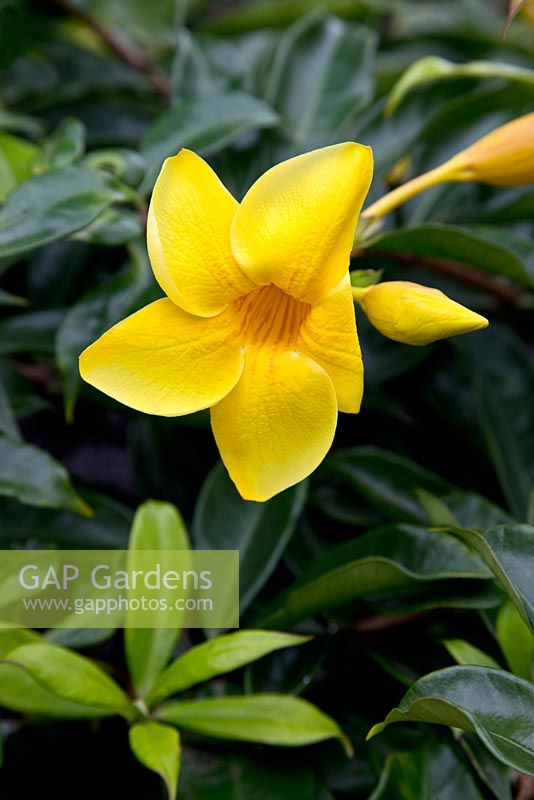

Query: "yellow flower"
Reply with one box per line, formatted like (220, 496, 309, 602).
(363, 113, 534, 222)
(80, 144, 373, 501)
(352, 281, 488, 346)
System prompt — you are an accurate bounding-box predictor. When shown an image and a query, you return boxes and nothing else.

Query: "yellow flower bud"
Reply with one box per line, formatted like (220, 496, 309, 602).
(446, 113, 534, 186)
(362, 113, 534, 222)
(353, 281, 489, 346)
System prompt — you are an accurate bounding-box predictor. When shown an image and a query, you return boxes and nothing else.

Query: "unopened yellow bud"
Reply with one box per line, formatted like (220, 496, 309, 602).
(446, 113, 534, 186)
(353, 281, 489, 346)
(362, 113, 534, 222)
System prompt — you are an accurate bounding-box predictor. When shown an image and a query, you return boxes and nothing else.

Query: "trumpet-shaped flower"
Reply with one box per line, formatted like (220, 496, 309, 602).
(80, 144, 373, 501)
(353, 281, 488, 346)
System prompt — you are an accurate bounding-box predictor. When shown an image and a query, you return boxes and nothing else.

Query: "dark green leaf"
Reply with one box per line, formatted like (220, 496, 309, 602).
(56, 245, 153, 419)
(360, 224, 534, 287)
(318, 447, 451, 523)
(180, 747, 317, 800)
(0, 166, 119, 259)
(193, 462, 306, 612)
(258, 525, 490, 629)
(446, 524, 534, 633)
(140, 92, 279, 188)
(368, 666, 534, 774)
(369, 739, 485, 800)
(265, 12, 376, 153)
(456, 327, 534, 519)
(0, 436, 91, 515)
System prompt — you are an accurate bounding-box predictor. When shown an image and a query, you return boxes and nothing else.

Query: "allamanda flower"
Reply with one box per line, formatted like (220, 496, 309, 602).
(80, 143, 487, 502)
(80, 143, 373, 501)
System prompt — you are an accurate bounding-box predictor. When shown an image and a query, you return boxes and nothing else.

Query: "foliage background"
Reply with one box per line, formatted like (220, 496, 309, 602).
(0, 0, 533, 797)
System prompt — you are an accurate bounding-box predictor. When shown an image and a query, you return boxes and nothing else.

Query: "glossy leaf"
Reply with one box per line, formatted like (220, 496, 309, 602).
(193, 462, 306, 612)
(148, 630, 309, 706)
(258, 524, 490, 628)
(157, 694, 351, 753)
(447, 524, 534, 632)
(125, 501, 190, 698)
(456, 327, 534, 519)
(369, 666, 534, 774)
(360, 224, 534, 287)
(129, 722, 180, 800)
(369, 739, 485, 800)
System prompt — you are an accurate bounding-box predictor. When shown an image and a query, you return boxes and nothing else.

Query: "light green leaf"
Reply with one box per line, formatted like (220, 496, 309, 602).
(446, 524, 534, 633)
(0, 166, 119, 258)
(148, 630, 309, 706)
(386, 56, 534, 115)
(0, 628, 41, 657)
(442, 639, 501, 669)
(496, 601, 534, 681)
(5, 643, 134, 719)
(129, 722, 180, 800)
(368, 666, 534, 775)
(193, 462, 306, 612)
(140, 92, 278, 188)
(125, 501, 190, 698)
(0, 131, 37, 201)
(258, 524, 490, 629)
(0, 662, 113, 719)
(157, 694, 350, 754)
(0, 436, 91, 515)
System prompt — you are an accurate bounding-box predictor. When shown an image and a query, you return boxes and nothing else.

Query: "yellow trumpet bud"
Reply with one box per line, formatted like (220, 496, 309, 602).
(446, 113, 534, 186)
(352, 281, 489, 346)
(363, 113, 534, 222)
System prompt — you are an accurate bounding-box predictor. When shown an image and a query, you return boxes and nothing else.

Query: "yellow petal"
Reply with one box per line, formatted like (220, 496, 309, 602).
(298, 274, 363, 412)
(147, 149, 255, 318)
(354, 281, 488, 346)
(211, 347, 337, 501)
(231, 143, 373, 304)
(80, 299, 244, 415)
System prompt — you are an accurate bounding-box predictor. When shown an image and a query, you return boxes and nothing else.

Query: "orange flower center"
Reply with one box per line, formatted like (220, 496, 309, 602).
(234, 284, 310, 347)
